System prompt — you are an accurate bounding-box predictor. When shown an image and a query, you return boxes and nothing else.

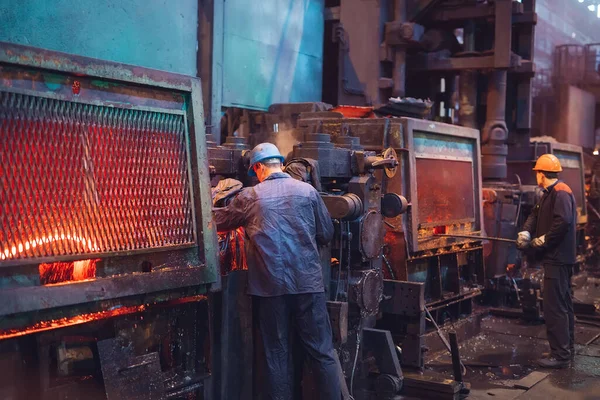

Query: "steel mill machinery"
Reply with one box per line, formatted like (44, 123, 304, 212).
(0, 43, 219, 399)
(317, 0, 588, 313)
(210, 107, 483, 397)
(207, 124, 408, 399)
(273, 111, 484, 377)
(288, 124, 406, 399)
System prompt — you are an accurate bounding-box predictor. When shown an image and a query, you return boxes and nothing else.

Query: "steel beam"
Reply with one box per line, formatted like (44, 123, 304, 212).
(494, 0, 513, 69)
(210, 0, 225, 144)
(0, 42, 193, 91)
(428, 2, 524, 23)
(408, 54, 521, 72)
(0, 267, 212, 316)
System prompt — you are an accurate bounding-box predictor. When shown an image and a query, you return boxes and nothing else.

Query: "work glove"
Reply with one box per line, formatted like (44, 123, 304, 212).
(531, 235, 546, 248)
(516, 231, 531, 250)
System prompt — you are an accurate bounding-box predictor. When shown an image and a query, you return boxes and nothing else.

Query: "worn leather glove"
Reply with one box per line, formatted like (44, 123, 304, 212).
(531, 235, 546, 248)
(516, 231, 531, 250)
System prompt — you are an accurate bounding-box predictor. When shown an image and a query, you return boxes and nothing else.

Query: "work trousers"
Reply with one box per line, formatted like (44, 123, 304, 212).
(256, 292, 341, 400)
(543, 264, 575, 361)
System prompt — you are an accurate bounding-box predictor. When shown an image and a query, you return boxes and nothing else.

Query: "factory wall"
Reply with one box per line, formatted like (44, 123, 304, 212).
(0, 0, 198, 76)
(555, 84, 597, 150)
(534, 0, 600, 72)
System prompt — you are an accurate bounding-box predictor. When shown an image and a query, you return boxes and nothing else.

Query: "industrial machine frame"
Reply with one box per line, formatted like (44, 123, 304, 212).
(0, 42, 219, 399)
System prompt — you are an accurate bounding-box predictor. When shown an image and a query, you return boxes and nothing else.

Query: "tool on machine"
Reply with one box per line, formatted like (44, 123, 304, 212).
(434, 233, 516, 244)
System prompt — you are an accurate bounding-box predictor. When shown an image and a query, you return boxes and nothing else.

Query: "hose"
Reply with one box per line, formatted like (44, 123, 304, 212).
(349, 319, 362, 397)
(382, 254, 396, 280)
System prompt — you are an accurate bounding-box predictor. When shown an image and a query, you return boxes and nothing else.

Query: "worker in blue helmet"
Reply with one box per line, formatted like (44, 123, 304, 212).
(213, 142, 343, 399)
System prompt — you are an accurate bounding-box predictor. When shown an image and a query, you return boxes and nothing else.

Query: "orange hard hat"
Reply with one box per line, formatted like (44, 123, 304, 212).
(533, 154, 562, 172)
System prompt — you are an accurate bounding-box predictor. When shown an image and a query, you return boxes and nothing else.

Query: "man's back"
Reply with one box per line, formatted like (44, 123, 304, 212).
(214, 172, 334, 296)
(524, 181, 577, 265)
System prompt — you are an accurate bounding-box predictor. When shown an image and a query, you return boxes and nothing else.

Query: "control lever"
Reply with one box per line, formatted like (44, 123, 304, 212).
(365, 147, 399, 178)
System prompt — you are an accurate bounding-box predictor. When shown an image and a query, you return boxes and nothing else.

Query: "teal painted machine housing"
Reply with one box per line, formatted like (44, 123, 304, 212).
(0, 0, 198, 75)
(221, 0, 324, 110)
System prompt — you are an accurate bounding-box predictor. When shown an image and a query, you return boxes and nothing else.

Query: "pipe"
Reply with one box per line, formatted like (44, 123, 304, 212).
(434, 233, 516, 243)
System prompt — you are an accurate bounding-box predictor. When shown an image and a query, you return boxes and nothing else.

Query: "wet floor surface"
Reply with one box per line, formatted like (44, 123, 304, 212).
(423, 315, 600, 400)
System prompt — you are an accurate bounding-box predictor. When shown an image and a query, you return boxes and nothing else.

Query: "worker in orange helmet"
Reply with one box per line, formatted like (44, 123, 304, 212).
(516, 154, 576, 369)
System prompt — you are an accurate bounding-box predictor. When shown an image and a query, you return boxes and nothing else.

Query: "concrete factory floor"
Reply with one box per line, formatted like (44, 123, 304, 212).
(424, 317, 600, 400)
(409, 274, 600, 400)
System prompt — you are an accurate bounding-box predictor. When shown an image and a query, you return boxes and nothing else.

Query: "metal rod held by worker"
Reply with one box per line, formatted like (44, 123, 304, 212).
(434, 233, 516, 243)
(449, 331, 463, 382)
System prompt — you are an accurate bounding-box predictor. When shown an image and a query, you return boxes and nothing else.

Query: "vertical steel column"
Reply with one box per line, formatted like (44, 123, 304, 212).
(393, 0, 406, 98)
(458, 21, 478, 129)
(211, 0, 225, 144)
(482, 70, 508, 180)
(481, 0, 511, 180)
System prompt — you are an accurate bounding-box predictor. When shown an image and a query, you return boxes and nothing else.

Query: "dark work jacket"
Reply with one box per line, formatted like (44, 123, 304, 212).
(523, 180, 577, 267)
(213, 172, 334, 297)
(284, 158, 323, 192)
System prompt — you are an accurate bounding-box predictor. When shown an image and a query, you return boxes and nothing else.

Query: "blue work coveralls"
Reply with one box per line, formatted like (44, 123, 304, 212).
(213, 172, 340, 399)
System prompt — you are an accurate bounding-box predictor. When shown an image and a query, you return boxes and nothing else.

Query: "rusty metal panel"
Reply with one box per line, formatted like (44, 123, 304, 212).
(415, 158, 475, 224)
(221, 0, 324, 110)
(400, 119, 482, 253)
(98, 339, 165, 400)
(0, 92, 195, 264)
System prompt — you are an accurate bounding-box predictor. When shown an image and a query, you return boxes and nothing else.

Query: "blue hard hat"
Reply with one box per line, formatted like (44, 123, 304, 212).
(248, 142, 285, 176)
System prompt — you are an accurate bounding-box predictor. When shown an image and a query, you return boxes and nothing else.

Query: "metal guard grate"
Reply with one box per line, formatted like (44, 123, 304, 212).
(0, 92, 195, 263)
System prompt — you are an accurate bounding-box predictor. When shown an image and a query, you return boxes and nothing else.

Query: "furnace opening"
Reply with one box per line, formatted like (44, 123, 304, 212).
(39, 259, 99, 285)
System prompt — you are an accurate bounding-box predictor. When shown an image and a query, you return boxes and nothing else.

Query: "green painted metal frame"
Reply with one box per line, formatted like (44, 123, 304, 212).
(0, 43, 221, 316)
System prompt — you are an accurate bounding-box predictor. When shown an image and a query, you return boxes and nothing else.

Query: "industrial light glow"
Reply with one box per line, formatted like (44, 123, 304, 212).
(594, 149, 599, 156)
(588, 4, 596, 11)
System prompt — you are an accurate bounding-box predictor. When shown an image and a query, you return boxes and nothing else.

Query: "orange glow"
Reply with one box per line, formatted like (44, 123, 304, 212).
(1, 234, 100, 261)
(218, 228, 248, 274)
(0, 295, 207, 341)
(330, 105, 375, 118)
(433, 226, 447, 235)
(0, 305, 146, 340)
(39, 259, 99, 285)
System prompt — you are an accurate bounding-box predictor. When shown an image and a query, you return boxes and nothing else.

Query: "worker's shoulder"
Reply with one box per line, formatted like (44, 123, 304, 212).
(554, 182, 573, 194)
(279, 175, 319, 193)
(234, 186, 258, 202)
